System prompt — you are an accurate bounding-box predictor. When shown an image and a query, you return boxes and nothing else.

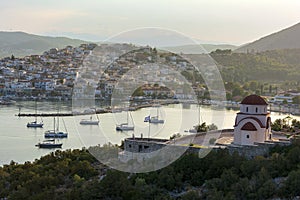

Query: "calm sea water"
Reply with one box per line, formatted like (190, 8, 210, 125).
(0, 101, 298, 165)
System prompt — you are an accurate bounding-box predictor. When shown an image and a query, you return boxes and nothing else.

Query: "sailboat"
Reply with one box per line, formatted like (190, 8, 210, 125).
(149, 105, 164, 124)
(27, 101, 43, 128)
(35, 139, 62, 148)
(116, 111, 134, 131)
(80, 115, 100, 125)
(44, 116, 68, 138)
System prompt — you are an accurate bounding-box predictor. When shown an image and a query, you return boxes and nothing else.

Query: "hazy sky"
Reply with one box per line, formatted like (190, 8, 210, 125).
(1, 0, 300, 45)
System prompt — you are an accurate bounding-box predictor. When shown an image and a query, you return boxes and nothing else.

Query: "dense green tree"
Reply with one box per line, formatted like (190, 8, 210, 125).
(100, 170, 133, 199)
(292, 96, 300, 104)
(196, 122, 208, 132)
(2, 140, 300, 199)
(212, 49, 300, 83)
(180, 190, 201, 200)
(207, 123, 218, 131)
(232, 86, 244, 97)
(282, 170, 300, 197)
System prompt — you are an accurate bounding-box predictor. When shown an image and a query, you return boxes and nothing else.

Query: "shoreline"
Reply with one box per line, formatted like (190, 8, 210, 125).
(15, 101, 300, 117)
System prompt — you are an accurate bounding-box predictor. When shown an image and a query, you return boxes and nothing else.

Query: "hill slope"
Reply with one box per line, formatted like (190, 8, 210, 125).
(0, 31, 88, 58)
(235, 22, 300, 52)
(164, 44, 237, 54)
(212, 49, 300, 83)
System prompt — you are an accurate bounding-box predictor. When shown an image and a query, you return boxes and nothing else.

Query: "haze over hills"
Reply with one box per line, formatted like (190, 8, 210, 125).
(3, 21, 300, 58)
(0, 31, 88, 58)
(0, 31, 238, 58)
(163, 44, 237, 54)
(235, 22, 300, 53)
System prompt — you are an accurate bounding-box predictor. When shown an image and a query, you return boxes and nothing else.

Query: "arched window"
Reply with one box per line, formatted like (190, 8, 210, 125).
(256, 107, 258, 113)
(246, 107, 248, 112)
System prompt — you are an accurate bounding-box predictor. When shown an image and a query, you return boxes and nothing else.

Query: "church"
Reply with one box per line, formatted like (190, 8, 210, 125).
(233, 94, 272, 146)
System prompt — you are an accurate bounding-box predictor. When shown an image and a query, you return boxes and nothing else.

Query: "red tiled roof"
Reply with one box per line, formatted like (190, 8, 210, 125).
(241, 122, 257, 131)
(241, 94, 267, 105)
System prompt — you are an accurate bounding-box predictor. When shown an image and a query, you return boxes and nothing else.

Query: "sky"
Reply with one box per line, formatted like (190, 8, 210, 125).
(1, 0, 300, 45)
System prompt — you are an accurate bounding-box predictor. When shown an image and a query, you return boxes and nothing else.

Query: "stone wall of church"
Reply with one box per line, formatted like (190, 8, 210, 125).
(227, 142, 290, 159)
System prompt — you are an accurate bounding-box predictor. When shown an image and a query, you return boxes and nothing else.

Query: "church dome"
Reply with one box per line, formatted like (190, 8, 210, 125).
(240, 94, 268, 105)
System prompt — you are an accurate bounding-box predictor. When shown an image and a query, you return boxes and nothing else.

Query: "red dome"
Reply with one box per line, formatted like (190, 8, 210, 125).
(241, 122, 257, 131)
(240, 95, 267, 105)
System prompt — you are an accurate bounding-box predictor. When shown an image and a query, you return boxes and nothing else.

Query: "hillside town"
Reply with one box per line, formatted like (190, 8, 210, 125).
(1, 43, 300, 111)
(0, 43, 208, 103)
(0, 43, 96, 100)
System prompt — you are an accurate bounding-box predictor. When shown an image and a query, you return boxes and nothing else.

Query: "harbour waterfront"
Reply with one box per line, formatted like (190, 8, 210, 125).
(0, 101, 299, 165)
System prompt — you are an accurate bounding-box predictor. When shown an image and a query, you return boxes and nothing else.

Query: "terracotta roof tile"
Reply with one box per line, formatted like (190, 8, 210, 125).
(241, 94, 268, 105)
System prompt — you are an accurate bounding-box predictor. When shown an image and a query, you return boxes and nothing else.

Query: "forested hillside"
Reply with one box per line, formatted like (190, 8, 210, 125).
(211, 49, 300, 83)
(1, 141, 300, 199)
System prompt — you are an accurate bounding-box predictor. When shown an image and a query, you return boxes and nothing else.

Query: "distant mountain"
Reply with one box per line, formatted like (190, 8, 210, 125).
(0, 31, 238, 58)
(0, 31, 88, 58)
(163, 44, 237, 54)
(235, 22, 300, 53)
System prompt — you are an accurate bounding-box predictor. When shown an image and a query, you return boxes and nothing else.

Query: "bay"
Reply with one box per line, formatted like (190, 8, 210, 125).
(0, 101, 298, 165)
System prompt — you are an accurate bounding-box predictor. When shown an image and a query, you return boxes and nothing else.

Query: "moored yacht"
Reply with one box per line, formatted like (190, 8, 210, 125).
(80, 115, 99, 125)
(36, 139, 62, 148)
(116, 123, 134, 131)
(116, 111, 135, 131)
(27, 121, 44, 128)
(27, 101, 43, 128)
(44, 116, 68, 138)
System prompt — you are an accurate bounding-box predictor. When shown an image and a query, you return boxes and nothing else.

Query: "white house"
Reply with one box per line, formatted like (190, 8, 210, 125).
(10, 80, 32, 89)
(34, 80, 56, 91)
(233, 94, 272, 146)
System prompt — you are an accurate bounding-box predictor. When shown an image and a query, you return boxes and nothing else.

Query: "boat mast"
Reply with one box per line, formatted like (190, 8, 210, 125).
(148, 117, 151, 139)
(53, 117, 56, 132)
(57, 115, 59, 132)
(56, 107, 59, 132)
(198, 103, 200, 125)
(130, 112, 134, 127)
(94, 108, 99, 121)
(127, 110, 129, 124)
(35, 100, 37, 122)
(62, 118, 67, 132)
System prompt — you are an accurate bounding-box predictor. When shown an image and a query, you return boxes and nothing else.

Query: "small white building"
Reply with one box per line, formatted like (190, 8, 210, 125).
(271, 95, 293, 104)
(233, 94, 272, 146)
